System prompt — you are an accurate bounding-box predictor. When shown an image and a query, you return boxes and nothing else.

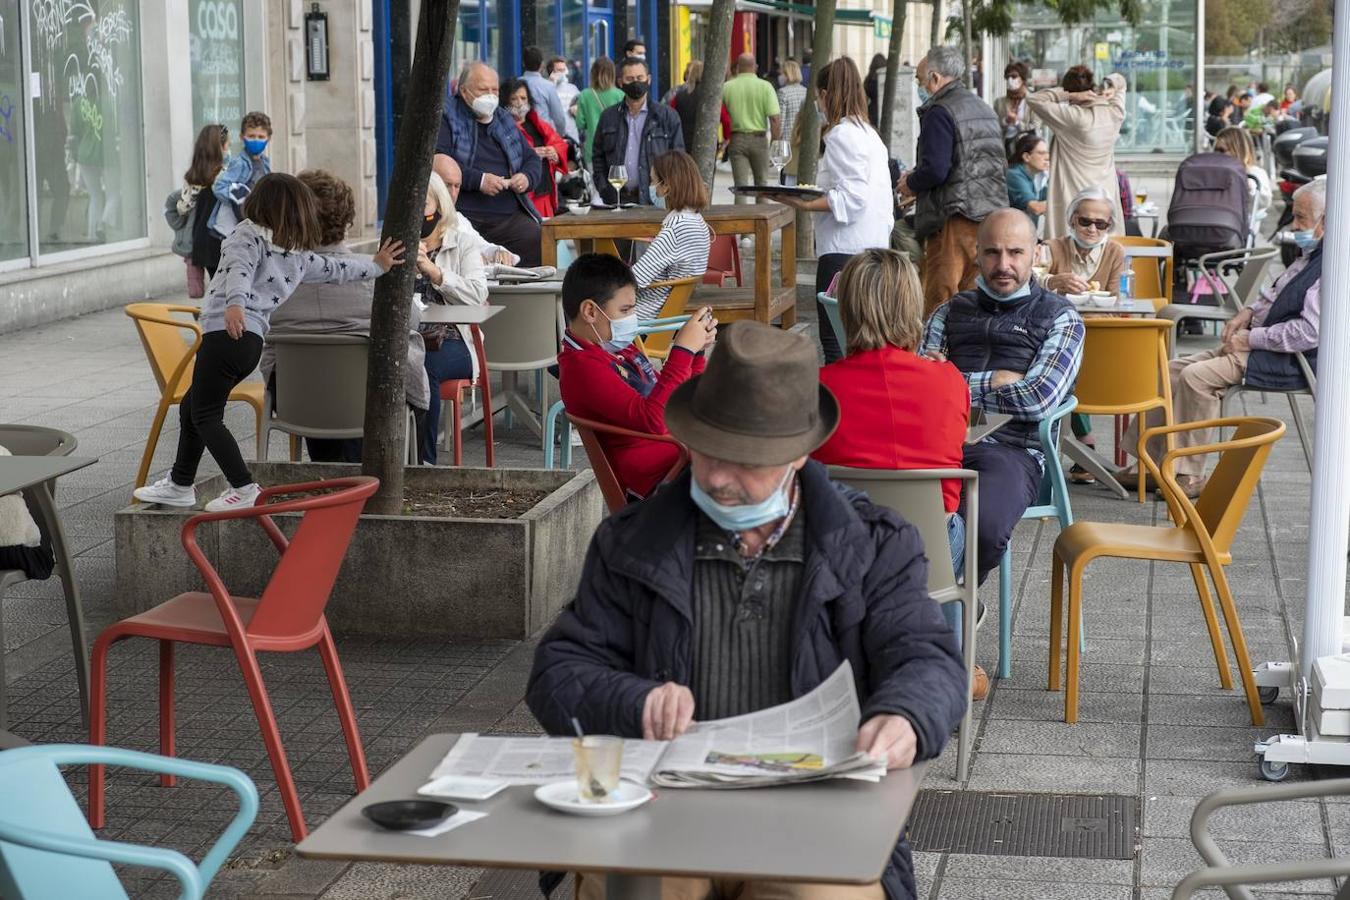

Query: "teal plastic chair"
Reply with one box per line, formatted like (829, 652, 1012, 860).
(995, 397, 1078, 679)
(816, 292, 845, 353)
(0, 744, 257, 899)
(544, 316, 692, 469)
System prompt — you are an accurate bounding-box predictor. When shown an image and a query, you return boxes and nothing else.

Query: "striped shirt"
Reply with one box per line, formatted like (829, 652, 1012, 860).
(777, 83, 807, 142)
(922, 299, 1084, 462)
(632, 210, 712, 319)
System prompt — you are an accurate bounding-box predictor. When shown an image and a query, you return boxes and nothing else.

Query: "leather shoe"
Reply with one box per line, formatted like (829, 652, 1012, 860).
(1171, 476, 1206, 500)
(972, 665, 990, 702)
(1116, 468, 1158, 494)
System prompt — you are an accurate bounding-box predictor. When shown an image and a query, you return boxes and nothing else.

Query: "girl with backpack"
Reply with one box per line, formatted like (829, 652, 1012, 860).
(163, 125, 229, 296)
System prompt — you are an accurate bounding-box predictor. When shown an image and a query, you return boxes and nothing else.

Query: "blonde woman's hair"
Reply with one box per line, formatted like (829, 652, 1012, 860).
(782, 59, 802, 85)
(836, 248, 925, 355)
(426, 171, 456, 245)
(1214, 126, 1257, 169)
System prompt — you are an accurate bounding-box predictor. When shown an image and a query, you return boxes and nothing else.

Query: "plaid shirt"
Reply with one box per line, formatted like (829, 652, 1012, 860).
(777, 83, 807, 141)
(922, 298, 1085, 461)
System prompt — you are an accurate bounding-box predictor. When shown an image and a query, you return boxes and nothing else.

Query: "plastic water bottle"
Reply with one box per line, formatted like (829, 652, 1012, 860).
(1119, 270, 1136, 303)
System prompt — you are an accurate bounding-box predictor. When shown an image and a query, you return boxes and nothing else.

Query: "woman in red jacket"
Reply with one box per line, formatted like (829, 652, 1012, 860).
(503, 78, 569, 219)
(557, 253, 717, 500)
(811, 248, 988, 699)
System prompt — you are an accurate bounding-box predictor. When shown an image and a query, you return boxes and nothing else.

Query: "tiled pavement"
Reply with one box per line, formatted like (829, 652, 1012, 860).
(1, 278, 1345, 899)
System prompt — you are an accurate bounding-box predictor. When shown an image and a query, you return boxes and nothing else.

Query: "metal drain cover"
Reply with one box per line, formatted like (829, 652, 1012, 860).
(908, 790, 1139, 859)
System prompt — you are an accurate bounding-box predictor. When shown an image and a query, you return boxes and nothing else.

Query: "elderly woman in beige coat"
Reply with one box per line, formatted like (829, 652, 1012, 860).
(1027, 66, 1127, 239)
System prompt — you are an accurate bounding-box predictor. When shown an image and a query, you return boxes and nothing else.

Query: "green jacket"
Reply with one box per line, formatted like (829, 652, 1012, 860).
(575, 86, 624, 165)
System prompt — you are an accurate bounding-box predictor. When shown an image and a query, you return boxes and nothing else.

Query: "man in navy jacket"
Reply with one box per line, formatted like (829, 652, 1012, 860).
(529, 322, 967, 900)
(434, 61, 545, 265)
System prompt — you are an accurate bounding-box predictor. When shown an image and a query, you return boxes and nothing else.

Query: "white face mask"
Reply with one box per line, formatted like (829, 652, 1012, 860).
(550, 70, 568, 85)
(470, 93, 498, 119)
(1007, 76, 1023, 91)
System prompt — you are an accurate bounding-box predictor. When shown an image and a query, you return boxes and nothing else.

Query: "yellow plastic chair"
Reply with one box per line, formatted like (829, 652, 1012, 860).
(1110, 235, 1175, 312)
(124, 303, 265, 490)
(1048, 416, 1285, 727)
(638, 276, 702, 361)
(1075, 318, 1174, 503)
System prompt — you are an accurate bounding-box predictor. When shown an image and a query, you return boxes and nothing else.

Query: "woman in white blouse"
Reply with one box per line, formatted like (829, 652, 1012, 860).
(414, 171, 489, 464)
(772, 56, 893, 362)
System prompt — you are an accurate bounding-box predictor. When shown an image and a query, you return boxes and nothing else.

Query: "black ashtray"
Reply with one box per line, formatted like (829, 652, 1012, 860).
(362, 799, 457, 831)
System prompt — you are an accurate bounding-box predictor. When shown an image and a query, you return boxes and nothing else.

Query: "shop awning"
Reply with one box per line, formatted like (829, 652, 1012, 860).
(677, 0, 881, 25)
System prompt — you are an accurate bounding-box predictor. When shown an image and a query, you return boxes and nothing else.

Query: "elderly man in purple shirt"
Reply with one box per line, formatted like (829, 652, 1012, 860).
(1120, 179, 1325, 498)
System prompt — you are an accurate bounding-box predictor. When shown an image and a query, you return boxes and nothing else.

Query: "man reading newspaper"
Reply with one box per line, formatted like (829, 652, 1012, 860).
(528, 322, 967, 900)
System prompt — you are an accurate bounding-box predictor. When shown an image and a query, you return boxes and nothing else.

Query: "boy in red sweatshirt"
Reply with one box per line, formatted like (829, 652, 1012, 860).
(558, 253, 717, 499)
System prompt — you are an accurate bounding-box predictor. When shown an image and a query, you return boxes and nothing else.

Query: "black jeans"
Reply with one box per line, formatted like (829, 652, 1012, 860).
(815, 252, 853, 364)
(171, 330, 263, 489)
(958, 440, 1044, 585)
(467, 208, 543, 267)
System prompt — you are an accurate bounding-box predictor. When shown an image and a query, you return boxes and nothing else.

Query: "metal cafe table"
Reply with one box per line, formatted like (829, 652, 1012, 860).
(298, 732, 928, 899)
(540, 204, 799, 328)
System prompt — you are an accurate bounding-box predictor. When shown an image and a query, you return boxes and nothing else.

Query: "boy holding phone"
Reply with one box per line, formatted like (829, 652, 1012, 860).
(557, 253, 717, 500)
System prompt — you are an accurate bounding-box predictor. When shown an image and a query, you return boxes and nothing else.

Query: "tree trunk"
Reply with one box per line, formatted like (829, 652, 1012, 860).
(878, 0, 909, 145)
(361, 0, 459, 514)
(930, 0, 943, 48)
(962, 0, 975, 88)
(690, 0, 737, 186)
(795, 0, 837, 257)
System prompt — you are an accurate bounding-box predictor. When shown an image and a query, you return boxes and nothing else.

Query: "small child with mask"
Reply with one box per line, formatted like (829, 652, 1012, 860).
(558, 253, 716, 500)
(630, 151, 713, 319)
(210, 110, 274, 238)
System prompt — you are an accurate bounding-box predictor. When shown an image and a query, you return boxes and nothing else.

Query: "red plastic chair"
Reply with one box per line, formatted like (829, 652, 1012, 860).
(565, 413, 689, 513)
(436, 325, 495, 466)
(703, 233, 743, 288)
(88, 477, 379, 842)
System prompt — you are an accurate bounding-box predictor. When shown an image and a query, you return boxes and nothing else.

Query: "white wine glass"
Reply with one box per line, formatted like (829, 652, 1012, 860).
(769, 139, 791, 181)
(607, 165, 628, 207)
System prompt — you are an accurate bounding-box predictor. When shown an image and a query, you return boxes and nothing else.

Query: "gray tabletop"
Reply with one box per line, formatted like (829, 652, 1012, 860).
(418, 304, 504, 325)
(0, 456, 96, 494)
(297, 733, 927, 884)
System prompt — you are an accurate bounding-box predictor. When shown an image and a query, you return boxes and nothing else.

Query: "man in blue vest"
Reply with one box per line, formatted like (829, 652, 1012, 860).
(434, 61, 545, 266)
(921, 208, 1086, 585)
(1121, 179, 1325, 498)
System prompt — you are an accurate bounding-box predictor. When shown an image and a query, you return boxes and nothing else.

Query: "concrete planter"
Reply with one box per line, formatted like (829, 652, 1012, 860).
(114, 463, 603, 639)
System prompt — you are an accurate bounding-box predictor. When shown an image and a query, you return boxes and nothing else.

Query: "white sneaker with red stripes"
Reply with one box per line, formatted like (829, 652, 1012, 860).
(205, 482, 261, 512)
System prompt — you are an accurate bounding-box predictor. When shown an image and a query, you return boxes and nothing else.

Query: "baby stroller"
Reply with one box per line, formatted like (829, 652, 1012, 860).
(1160, 152, 1253, 317)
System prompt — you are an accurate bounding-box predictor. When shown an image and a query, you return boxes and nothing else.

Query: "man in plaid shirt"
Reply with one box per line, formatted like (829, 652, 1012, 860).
(922, 209, 1085, 585)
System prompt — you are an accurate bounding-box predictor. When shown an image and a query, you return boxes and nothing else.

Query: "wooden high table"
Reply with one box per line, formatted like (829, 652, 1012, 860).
(540, 205, 798, 327)
(299, 733, 927, 899)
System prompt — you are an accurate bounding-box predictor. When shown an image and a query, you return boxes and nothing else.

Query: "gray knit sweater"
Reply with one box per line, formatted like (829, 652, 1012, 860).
(199, 220, 385, 338)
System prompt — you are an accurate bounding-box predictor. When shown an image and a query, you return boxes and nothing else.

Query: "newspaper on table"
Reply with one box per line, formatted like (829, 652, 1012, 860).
(431, 662, 886, 790)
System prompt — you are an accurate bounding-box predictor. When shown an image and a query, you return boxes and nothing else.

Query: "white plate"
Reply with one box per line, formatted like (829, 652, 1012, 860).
(534, 779, 653, 817)
(418, 775, 511, 802)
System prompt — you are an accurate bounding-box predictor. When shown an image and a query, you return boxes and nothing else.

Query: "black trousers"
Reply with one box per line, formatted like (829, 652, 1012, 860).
(958, 440, 1043, 585)
(171, 331, 263, 489)
(468, 209, 542, 267)
(816, 252, 853, 364)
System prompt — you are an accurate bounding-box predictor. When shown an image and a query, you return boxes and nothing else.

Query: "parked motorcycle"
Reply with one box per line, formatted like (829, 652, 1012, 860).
(1273, 135, 1327, 264)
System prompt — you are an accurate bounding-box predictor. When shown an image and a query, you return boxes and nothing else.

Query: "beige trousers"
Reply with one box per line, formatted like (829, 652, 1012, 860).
(1122, 347, 1248, 478)
(920, 215, 981, 318)
(576, 873, 886, 900)
(729, 132, 770, 205)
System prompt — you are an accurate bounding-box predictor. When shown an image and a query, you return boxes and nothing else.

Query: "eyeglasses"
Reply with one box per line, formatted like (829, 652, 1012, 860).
(1075, 216, 1111, 231)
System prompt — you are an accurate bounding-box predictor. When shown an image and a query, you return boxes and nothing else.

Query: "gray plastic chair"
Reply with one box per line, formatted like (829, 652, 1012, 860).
(480, 284, 563, 438)
(259, 334, 416, 465)
(1171, 777, 1350, 898)
(1160, 246, 1278, 356)
(0, 425, 89, 732)
(1220, 350, 1315, 472)
(827, 466, 979, 783)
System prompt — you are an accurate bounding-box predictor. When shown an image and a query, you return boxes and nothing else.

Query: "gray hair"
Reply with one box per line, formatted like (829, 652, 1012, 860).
(925, 45, 966, 81)
(1066, 186, 1116, 231)
(1294, 178, 1327, 221)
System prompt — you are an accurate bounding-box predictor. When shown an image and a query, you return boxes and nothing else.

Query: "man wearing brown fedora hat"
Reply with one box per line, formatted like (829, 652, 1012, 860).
(529, 321, 967, 900)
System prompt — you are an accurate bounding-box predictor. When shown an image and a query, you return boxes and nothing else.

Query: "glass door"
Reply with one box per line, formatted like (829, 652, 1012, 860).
(0, 0, 29, 267)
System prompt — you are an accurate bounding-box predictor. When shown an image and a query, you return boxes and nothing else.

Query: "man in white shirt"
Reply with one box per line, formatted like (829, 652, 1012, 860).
(432, 154, 520, 266)
(547, 55, 581, 143)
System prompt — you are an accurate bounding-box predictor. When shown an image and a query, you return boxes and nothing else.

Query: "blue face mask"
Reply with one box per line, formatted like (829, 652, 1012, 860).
(691, 466, 795, 532)
(243, 137, 268, 157)
(592, 304, 640, 352)
(1292, 229, 1320, 251)
(1070, 232, 1107, 250)
(649, 184, 666, 209)
(976, 273, 1033, 302)
(917, 86, 931, 104)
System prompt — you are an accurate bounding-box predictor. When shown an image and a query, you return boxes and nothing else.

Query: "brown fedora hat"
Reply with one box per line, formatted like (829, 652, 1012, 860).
(665, 321, 839, 466)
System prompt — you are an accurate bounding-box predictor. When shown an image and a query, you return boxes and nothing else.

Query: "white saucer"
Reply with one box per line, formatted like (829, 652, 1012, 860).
(534, 779, 653, 816)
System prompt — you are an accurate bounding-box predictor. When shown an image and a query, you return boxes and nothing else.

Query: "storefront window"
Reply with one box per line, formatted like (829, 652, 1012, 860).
(29, 0, 146, 254)
(0, 0, 28, 264)
(1008, 0, 1198, 155)
(537, 0, 561, 61)
(563, 0, 588, 83)
(453, 1, 485, 79)
(189, 0, 245, 137)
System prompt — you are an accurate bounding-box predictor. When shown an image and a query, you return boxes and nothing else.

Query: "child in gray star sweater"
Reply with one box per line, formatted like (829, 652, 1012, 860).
(136, 173, 404, 513)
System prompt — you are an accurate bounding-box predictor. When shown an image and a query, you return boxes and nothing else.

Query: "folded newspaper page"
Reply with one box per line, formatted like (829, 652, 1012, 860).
(429, 662, 883, 790)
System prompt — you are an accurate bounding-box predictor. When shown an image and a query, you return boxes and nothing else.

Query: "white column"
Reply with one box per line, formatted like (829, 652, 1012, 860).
(139, 0, 193, 246)
(1299, 0, 1350, 676)
(1194, 0, 1205, 152)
